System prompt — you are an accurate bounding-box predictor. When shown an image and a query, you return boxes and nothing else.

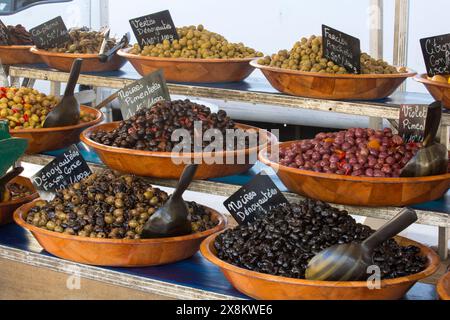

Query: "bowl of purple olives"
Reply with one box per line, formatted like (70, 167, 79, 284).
(259, 127, 450, 206)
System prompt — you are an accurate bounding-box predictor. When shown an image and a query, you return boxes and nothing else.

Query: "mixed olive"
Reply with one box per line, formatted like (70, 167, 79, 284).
(25, 170, 218, 239)
(0, 87, 95, 129)
(278, 127, 422, 177)
(215, 200, 427, 280)
(2, 183, 33, 202)
(47, 27, 116, 54)
(130, 24, 263, 59)
(0, 24, 33, 45)
(258, 35, 406, 74)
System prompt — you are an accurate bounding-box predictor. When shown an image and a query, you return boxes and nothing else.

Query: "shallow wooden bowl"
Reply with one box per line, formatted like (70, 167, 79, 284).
(259, 141, 450, 207)
(30, 47, 126, 73)
(0, 176, 38, 226)
(201, 232, 440, 300)
(14, 199, 227, 267)
(437, 272, 450, 300)
(118, 48, 256, 83)
(414, 74, 450, 109)
(0, 45, 42, 65)
(81, 122, 274, 179)
(10, 105, 103, 154)
(251, 60, 416, 100)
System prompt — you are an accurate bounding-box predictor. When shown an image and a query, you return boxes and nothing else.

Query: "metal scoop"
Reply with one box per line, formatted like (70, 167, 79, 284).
(98, 32, 130, 63)
(141, 164, 198, 239)
(43, 58, 83, 128)
(305, 208, 417, 281)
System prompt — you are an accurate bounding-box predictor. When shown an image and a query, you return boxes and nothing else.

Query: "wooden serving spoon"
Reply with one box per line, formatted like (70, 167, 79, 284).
(43, 58, 83, 128)
(141, 164, 198, 239)
(305, 208, 418, 281)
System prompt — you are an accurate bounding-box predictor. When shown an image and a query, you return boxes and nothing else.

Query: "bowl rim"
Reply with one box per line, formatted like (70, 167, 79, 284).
(30, 47, 124, 59)
(437, 272, 450, 300)
(0, 176, 39, 208)
(9, 105, 103, 134)
(14, 199, 227, 245)
(80, 121, 276, 159)
(250, 59, 417, 79)
(414, 73, 450, 90)
(200, 231, 440, 288)
(117, 47, 259, 63)
(0, 45, 34, 50)
(259, 141, 450, 183)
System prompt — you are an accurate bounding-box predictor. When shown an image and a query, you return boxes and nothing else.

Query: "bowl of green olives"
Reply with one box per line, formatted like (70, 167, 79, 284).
(118, 24, 263, 83)
(0, 176, 38, 225)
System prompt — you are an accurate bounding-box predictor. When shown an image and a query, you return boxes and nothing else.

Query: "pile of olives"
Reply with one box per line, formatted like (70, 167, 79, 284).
(0, 24, 33, 45)
(25, 170, 218, 239)
(47, 27, 116, 54)
(0, 87, 95, 129)
(130, 24, 263, 59)
(257, 35, 407, 74)
(215, 199, 427, 280)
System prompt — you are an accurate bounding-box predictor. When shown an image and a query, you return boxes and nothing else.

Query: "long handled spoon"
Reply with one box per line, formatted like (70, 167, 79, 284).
(98, 32, 130, 63)
(305, 208, 418, 281)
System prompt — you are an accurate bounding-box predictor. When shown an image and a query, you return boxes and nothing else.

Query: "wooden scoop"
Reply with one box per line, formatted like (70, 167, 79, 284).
(43, 58, 83, 128)
(305, 208, 417, 281)
(400, 101, 448, 177)
(141, 164, 198, 239)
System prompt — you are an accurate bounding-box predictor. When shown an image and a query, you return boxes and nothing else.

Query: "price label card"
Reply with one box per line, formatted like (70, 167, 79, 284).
(129, 10, 179, 48)
(399, 105, 429, 143)
(30, 16, 70, 49)
(322, 24, 361, 74)
(118, 69, 171, 119)
(224, 172, 289, 225)
(0, 19, 10, 45)
(420, 33, 450, 76)
(31, 145, 92, 192)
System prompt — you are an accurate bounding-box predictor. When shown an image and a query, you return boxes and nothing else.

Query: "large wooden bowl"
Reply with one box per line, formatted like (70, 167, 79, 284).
(251, 60, 416, 100)
(437, 272, 450, 300)
(201, 232, 440, 300)
(30, 47, 126, 73)
(0, 176, 38, 226)
(118, 48, 256, 83)
(0, 45, 42, 65)
(14, 200, 227, 267)
(259, 141, 450, 207)
(81, 122, 274, 179)
(414, 74, 450, 109)
(10, 105, 103, 154)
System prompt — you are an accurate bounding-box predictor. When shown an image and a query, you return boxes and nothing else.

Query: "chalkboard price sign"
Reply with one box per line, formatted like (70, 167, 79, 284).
(30, 16, 70, 49)
(322, 24, 361, 74)
(129, 10, 179, 48)
(420, 33, 450, 76)
(0, 19, 10, 45)
(223, 172, 289, 225)
(398, 105, 429, 143)
(31, 145, 92, 192)
(118, 69, 171, 119)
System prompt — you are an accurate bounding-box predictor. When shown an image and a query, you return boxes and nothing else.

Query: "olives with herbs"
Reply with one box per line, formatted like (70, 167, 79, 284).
(258, 35, 407, 74)
(215, 200, 427, 280)
(130, 24, 263, 59)
(25, 170, 218, 239)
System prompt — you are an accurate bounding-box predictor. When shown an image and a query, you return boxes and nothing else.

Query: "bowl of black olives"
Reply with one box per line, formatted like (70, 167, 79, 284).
(201, 200, 440, 300)
(0, 176, 38, 225)
(13, 171, 227, 267)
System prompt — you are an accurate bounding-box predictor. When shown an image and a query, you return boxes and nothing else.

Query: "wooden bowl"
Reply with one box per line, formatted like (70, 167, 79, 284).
(14, 199, 227, 267)
(30, 47, 126, 73)
(251, 60, 416, 100)
(118, 48, 256, 83)
(0, 45, 42, 65)
(81, 122, 274, 179)
(259, 141, 450, 207)
(414, 74, 450, 109)
(437, 272, 450, 300)
(201, 232, 440, 300)
(0, 176, 38, 226)
(10, 105, 103, 154)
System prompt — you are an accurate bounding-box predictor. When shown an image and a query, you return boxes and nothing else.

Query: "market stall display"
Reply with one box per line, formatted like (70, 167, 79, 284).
(0, 24, 42, 64)
(415, 74, 450, 109)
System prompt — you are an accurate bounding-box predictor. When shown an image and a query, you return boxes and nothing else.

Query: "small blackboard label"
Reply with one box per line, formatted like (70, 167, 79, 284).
(223, 172, 289, 225)
(420, 33, 450, 76)
(118, 69, 170, 119)
(0, 20, 10, 45)
(30, 16, 70, 49)
(399, 105, 428, 143)
(322, 24, 361, 74)
(31, 145, 92, 192)
(129, 10, 179, 47)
